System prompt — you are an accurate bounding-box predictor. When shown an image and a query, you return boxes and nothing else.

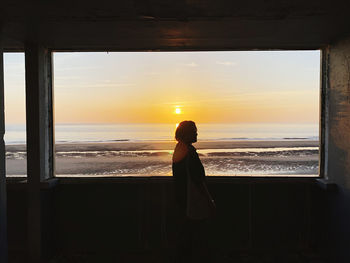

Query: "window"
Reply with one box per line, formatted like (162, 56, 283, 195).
(53, 51, 320, 177)
(4, 53, 26, 177)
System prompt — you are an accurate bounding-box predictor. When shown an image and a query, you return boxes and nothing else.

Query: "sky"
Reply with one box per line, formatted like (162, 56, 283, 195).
(4, 51, 320, 124)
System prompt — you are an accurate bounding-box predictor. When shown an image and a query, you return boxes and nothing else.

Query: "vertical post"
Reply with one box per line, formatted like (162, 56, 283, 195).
(0, 48, 8, 263)
(320, 48, 330, 179)
(25, 44, 54, 261)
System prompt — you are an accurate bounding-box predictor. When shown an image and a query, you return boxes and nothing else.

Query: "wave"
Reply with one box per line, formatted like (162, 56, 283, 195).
(55, 150, 171, 158)
(215, 136, 318, 141)
(205, 149, 318, 157)
(5, 137, 319, 145)
(5, 147, 319, 160)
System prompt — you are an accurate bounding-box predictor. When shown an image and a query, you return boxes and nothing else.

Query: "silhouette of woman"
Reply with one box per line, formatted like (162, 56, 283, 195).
(172, 121, 215, 263)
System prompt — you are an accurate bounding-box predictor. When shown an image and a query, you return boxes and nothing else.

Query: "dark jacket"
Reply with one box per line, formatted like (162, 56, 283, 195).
(172, 142, 205, 214)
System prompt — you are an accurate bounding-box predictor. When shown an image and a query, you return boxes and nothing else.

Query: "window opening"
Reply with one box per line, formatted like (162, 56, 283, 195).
(4, 53, 27, 177)
(53, 51, 320, 177)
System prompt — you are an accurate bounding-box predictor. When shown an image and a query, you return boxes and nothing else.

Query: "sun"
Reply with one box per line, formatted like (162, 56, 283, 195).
(175, 107, 181, 114)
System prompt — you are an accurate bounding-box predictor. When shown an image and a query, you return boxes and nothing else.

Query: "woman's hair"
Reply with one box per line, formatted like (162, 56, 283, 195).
(175, 121, 197, 142)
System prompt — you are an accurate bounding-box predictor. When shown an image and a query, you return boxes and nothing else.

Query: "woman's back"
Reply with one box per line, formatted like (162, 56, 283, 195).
(172, 142, 189, 213)
(172, 142, 206, 213)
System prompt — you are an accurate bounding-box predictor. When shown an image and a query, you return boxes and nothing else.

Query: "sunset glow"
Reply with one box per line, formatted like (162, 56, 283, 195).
(3, 52, 320, 178)
(3, 51, 320, 125)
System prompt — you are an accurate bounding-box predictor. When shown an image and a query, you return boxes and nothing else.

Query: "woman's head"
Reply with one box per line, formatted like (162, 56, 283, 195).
(175, 121, 197, 144)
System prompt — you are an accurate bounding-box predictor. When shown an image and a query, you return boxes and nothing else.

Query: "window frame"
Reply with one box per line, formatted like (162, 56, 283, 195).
(5, 49, 326, 179)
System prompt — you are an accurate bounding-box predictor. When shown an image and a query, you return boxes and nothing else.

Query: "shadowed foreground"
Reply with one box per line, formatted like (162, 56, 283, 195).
(7, 177, 330, 263)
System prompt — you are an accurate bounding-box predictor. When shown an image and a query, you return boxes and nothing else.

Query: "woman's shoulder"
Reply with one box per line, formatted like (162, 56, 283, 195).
(172, 142, 189, 163)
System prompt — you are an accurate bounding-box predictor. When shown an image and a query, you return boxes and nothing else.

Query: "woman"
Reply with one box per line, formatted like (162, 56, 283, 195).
(172, 120, 215, 263)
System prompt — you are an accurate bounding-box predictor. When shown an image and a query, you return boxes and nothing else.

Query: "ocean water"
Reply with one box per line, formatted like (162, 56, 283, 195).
(5, 123, 319, 176)
(4, 123, 319, 144)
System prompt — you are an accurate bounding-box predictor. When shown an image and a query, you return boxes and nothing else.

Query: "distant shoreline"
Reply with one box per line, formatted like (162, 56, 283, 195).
(5, 139, 319, 152)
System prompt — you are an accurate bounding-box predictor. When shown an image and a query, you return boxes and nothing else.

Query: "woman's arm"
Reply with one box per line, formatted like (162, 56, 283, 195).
(200, 181, 216, 211)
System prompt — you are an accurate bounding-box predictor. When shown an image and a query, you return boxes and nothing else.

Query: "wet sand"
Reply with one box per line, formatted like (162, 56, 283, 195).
(5, 140, 319, 177)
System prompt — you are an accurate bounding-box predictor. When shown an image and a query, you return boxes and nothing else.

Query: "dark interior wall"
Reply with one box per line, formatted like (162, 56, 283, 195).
(322, 188, 350, 263)
(320, 37, 350, 263)
(6, 183, 27, 253)
(7, 178, 325, 258)
(53, 179, 326, 254)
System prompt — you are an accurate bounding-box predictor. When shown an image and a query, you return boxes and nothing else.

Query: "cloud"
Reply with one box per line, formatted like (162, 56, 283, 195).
(216, 61, 237, 66)
(4, 62, 25, 71)
(55, 82, 136, 89)
(55, 66, 99, 71)
(304, 67, 318, 71)
(144, 72, 160, 76)
(185, 62, 198, 67)
(54, 76, 81, 81)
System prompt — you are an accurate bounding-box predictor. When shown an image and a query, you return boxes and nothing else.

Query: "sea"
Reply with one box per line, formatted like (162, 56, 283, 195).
(5, 123, 320, 176)
(4, 123, 319, 144)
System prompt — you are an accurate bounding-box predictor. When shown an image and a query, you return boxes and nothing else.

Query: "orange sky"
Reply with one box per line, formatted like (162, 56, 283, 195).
(4, 51, 320, 124)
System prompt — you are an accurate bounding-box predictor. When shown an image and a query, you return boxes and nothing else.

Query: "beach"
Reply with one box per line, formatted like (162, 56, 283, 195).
(5, 140, 319, 177)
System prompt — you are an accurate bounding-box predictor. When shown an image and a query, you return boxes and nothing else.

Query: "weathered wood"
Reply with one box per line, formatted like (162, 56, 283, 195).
(25, 45, 54, 182)
(319, 48, 330, 179)
(0, 48, 8, 263)
(326, 38, 350, 188)
(1, 0, 350, 50)
(25, 44, 54, 261)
